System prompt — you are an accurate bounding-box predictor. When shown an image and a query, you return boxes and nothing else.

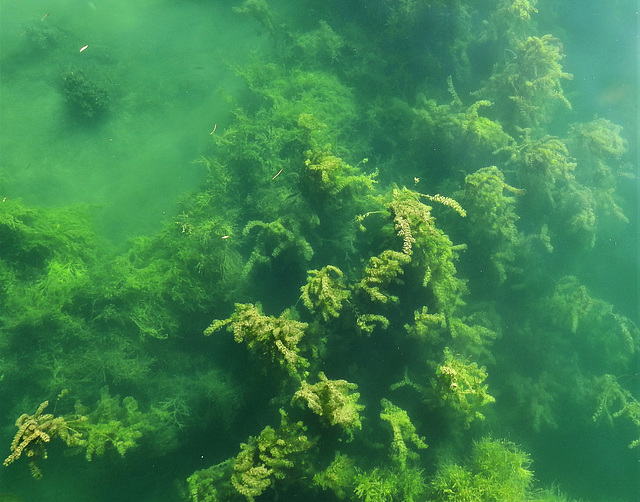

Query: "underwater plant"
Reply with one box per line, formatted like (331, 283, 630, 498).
(379, 398, 428, 469)
(204, 303, 310, 378)
(3, 388, 172, 478)
(300, 265, 350, 322)
(462, 166, 523, 284)
(3, 401, 81, 479)
(292, 371, 364, 437)
(61, 69, 110, 120)
(430, 437, 534, 501)
(230, 410, 313, 501)
(433, 348, 495, 427)
(482, 34, 573, 129)
(1, 1, 636, 501)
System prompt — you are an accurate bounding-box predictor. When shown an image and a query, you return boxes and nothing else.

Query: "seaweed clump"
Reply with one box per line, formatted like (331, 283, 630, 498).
(0, 1, 637, 501)
(61, 69, 110, 121)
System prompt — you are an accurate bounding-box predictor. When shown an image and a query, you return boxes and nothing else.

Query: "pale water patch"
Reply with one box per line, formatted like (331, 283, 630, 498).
(0, 0, 256, 242)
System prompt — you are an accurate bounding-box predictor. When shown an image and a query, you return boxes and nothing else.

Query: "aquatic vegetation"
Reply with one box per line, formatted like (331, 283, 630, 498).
(187, 458, 236, 502)
(0, 199, 96, 271)
(404, 305, 447, 345)
(3, 401, 80, 479)
(3, 388, 171, 478)
(71, 386, 174, 461)
(233, 0, 275, 33)
(568, 118, 630, 223)
(312, 452, 357, 499)
(591, 374, 640, 449)
(0, 0, 636, 500)
(508, 372, 559, 432)
(447, 313, 500, 361)
(457, 100, 516, 153)
(502, 127, 623, 250)
(378, 187, 467, 315)
(289, 20, 346, 68)
(356, 249, 411, 305)
(300, 265, 350, 322)
(303, 146, 377, 203)
(230, 410, 313, 501)
(353, 466, 427, 502)
(204, 303, 310, 378)
(433, 348, 495, 427)
(542, 276, 638, 372)
(61, 69, 110, 120)
(242, 218, 314, 277)
(313, 442, 428, 501)
(484, 34, 573, 128)
(292, 371, 364, 436)
(300, 141, 378, 261)
(463, 166, 523, 284)
(379, 398, 427, 469)
(430, 437, 534, 501)
(481, 0, 539, 47)
(507, 131, 576, 200)
(233, 64, 358, 146)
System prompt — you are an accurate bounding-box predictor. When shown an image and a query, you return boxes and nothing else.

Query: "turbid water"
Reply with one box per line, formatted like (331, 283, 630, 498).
(0, 0, 255, 242)
(0, 1, 637, 501)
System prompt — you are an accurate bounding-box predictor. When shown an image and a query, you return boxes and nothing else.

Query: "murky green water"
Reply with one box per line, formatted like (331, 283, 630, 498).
(0, 1, 638, 501)
(1, 0, 254, 241)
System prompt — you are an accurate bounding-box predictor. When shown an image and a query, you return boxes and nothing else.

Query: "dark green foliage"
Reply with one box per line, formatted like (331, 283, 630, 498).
(61, 69, 110, 120)
(70, 386, 176, 461)
(0, 1, 636, 501)
(242, 218, 314, 277)
(0, 199, 96, 272)
(481, 34, 573, 129)
(0, 200, 98, 396)
(591, 374, 640, 449)
(462, 166, 523, 284)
